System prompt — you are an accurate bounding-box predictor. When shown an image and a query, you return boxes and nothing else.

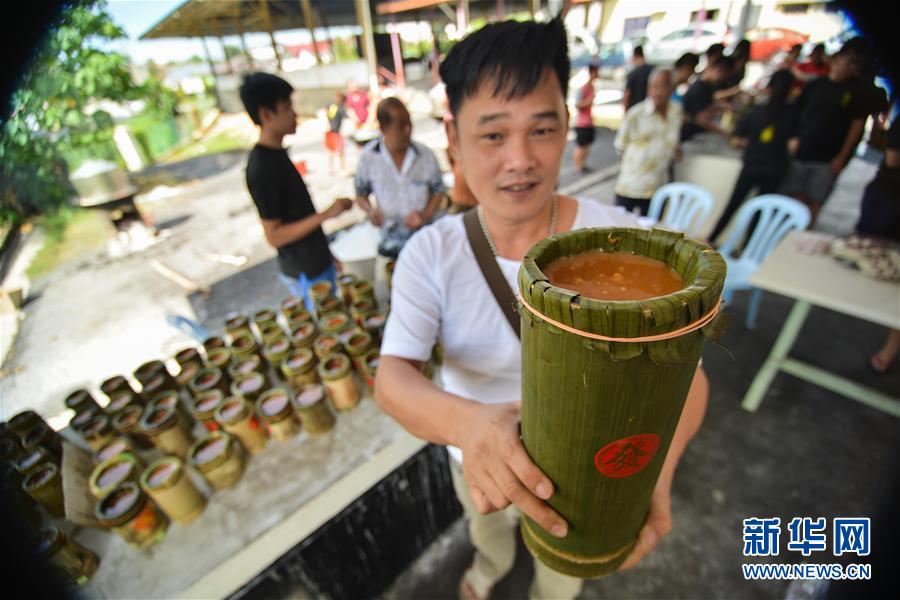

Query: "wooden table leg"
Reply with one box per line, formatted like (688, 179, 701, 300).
(741, 300, 811, 412)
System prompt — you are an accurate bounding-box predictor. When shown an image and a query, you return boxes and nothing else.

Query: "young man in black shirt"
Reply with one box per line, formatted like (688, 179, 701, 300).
(623, 45, 653, 111)
(240, 73, 353, 310)
(782, 46, 870, 219)
(709, 69, 797, 243)
(680, 56, 733, 141)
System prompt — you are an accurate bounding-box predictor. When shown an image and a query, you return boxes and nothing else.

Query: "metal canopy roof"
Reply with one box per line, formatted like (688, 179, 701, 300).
(141, 0, 361, 40)
(140, 0, 541, 40)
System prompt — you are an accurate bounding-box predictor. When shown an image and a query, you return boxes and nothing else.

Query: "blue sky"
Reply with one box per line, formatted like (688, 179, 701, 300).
(105, 0, 324, 64)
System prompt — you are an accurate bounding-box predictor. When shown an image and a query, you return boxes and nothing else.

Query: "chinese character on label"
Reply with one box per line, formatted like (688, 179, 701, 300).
(787, 517, 827, 556)
(743, 517, 781, 557)
(833, 518, 870, 557)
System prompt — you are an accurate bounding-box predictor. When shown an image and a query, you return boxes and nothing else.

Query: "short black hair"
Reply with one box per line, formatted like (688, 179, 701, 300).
(789, 43, 802, 53)
(376, 97, 407, 129)
(239, 72, 293, 125)
(711, 56, 735, 72)
(812, 42, 826, 54)
(675, 52, 700, 70)
(732, 39, 751, 59)
(633, 45, 644, 58)
(439, 18, 570, 118)
(837, 36, 875, 77)
(706, 43, 725, 59)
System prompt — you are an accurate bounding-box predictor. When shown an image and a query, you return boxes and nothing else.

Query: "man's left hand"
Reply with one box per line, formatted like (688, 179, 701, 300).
(617, 480, 672, 570)
(405, 210, 425, 230)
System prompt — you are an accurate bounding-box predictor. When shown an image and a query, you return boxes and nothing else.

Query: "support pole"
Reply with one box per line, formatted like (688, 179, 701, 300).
(355, 0, 378, 92)
(300, 0, 322, 66)
(262, 0, 282, 72)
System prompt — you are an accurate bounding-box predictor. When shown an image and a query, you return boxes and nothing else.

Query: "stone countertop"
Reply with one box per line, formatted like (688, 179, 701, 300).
(77, 399, 414, 599)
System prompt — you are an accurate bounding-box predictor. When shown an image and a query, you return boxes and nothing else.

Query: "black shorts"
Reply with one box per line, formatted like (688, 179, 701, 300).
(574, 127, 595, 147)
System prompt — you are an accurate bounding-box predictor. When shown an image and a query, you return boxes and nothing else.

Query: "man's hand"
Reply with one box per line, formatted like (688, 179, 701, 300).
(617, 477, 673, 570)
(333, 256, 344, 273)
(405, 210, 425, 230)
(787, 137, 800, 157)
(369, 207, 385, 227)
(326, 197, 353, 219)
(457, 402, 569, 538)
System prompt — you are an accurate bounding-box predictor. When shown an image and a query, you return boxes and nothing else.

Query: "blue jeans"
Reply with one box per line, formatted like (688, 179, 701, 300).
(278, 263, 337, 313)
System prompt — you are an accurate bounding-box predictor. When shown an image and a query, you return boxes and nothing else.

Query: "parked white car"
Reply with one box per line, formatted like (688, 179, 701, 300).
(643, 23, 732, 65)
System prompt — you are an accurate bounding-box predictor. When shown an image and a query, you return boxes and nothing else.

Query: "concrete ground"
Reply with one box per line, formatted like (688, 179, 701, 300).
(379, 157, 900, 599)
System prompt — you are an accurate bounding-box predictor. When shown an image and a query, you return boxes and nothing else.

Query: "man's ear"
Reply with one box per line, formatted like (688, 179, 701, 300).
(445, 119, 459, 162)
(258, 105, 273, 126)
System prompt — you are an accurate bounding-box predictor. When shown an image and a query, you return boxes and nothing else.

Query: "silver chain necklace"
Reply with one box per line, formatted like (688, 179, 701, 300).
(477, 194, 558, 257)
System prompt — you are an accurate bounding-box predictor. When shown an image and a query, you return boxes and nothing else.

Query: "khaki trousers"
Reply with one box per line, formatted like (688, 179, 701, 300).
(450, 459, 583, 600)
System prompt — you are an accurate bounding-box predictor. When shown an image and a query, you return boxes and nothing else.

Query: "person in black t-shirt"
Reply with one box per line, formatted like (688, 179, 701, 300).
(240, 72, 353, 310)
(716, 39, 750, 99)
(680, 56, 733, 141)
(709, 70, 797, 243)
(623, 45, 654, 111)
(782, 45, 871, 220)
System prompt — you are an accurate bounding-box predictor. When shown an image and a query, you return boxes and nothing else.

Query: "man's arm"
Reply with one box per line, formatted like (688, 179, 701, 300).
(375, 356, 568, 536)
(356, 194, 383, 226)
(829, 118, 865, 175)
(613, 111, 630, 153)
(261, 198, 351, 247)
(694, 106, 727, 136)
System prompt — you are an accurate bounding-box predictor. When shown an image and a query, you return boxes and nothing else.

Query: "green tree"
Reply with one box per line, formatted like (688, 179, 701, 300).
(0, 0, 176, 224)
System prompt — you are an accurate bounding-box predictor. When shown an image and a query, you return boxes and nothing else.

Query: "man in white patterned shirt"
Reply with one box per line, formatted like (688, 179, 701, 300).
(613, 68, 682, 216)
(355, 97, 445, 259)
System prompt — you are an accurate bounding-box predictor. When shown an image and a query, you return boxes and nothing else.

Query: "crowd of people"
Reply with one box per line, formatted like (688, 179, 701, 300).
(235, 15, 896, 598)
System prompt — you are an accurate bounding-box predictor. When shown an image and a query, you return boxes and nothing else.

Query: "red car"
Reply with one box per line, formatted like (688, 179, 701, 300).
(745, 27, 809, 61)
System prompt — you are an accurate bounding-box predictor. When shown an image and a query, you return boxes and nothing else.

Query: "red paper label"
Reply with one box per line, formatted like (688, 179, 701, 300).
(203, 421, 219, 432)
(594, 433, 660, 479)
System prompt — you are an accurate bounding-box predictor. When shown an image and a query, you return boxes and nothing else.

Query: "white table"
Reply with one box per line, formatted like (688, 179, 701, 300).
(78, 400, 425, 599)
(742, 231, 900, 417)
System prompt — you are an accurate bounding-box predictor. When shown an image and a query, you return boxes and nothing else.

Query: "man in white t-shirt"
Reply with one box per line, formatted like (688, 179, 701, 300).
(376, 18, 709, 600)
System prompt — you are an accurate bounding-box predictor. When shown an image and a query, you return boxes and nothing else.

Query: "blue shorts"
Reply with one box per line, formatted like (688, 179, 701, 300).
(278, 263, 337, 312)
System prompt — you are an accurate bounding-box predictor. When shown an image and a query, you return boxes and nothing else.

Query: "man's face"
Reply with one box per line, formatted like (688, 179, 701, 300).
(382, 105, 412, 152)
(674, 66, 693, 86)
(709, 65, 728, 84)
(447, 69, 568, 224)
(830, 53, 856, 82)
(648, 73, 672, 109)
(261, 98, 297, 136)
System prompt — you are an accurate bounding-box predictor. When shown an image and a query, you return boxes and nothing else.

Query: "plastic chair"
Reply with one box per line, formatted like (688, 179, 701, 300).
(718, 194, 811, 329)
(648, 183, 715, 237)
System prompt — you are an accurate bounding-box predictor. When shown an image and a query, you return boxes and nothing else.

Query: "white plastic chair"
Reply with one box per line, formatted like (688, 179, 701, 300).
(648, 183, 715, 237)
(719, 194, 811, 329)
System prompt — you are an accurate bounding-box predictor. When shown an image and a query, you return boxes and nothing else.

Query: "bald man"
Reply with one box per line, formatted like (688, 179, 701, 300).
(614, 68, 683, 216)
(355, 97, 445, 245)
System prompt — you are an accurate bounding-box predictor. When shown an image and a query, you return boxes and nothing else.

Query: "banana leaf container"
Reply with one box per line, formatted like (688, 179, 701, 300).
(517, 227, 727, 578)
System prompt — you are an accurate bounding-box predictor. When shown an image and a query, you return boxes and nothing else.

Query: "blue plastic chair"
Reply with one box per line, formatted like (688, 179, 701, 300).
(718, 194, 811, 329)
(648, 183, 715, 237)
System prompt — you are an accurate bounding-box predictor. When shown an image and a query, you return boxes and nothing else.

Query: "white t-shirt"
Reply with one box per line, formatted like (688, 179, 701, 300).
(381, 198, 640, 463)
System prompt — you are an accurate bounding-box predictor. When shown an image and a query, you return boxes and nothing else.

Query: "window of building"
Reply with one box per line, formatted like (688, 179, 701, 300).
(690, 9, 720, 22)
